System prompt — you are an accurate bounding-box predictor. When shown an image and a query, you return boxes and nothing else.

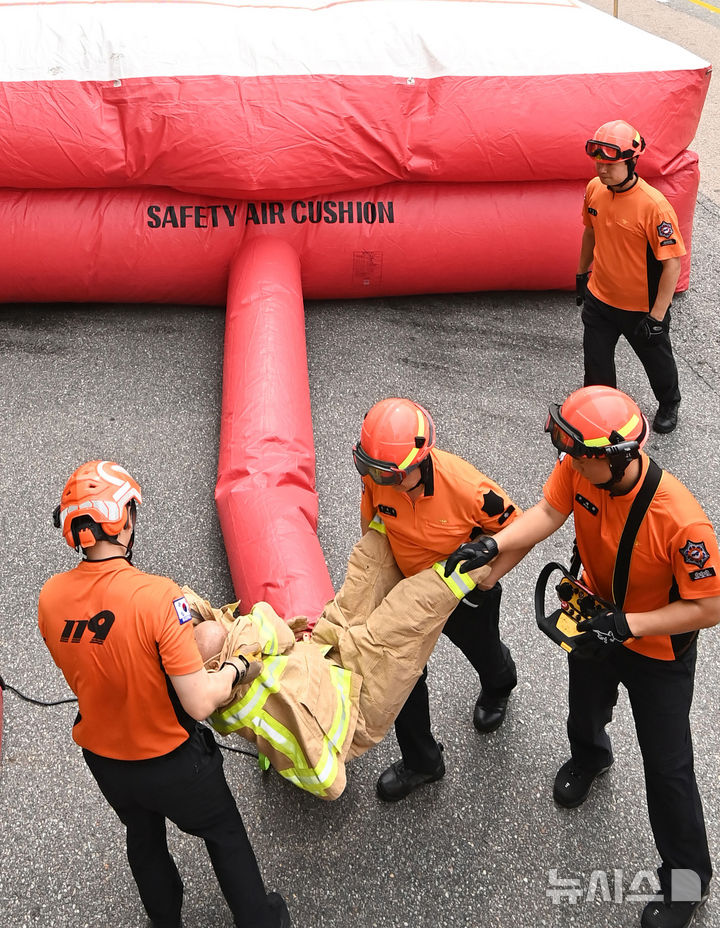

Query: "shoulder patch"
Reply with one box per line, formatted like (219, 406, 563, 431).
(173, 596, 192, 624)
(657, 221, 674, 238)
(587, 207, 598, 216)
(575, 493, 599, 516)
(679, 540, 710, 569)
(482, 489, 506, 517)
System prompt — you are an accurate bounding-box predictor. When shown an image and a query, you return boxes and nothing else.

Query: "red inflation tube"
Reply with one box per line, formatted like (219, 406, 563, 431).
(216, 237, 334, 622)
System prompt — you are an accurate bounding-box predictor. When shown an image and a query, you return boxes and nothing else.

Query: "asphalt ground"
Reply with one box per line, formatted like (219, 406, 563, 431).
(1, 3, 719, 928)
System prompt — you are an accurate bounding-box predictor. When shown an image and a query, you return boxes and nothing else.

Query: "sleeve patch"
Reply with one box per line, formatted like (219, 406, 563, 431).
(173, 596, 192, 624)
(482, 489, 506, 517)
(660, 238, 677, 247)
(679, 540, 710, 568)
(498, 504, 516, 525)
(657, 221, 674, 238)
(689, 567, 716, 581)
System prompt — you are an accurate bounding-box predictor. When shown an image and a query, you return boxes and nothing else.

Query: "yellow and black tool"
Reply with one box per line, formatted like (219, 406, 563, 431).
(534, 562, 611, 653)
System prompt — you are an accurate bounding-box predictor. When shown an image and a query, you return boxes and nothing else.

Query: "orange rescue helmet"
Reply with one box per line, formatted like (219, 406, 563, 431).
(353, 398, 436, 485)
(546, 386, 648, 488)
(585, 120, 645, 164)
(54, 460, 142, 550)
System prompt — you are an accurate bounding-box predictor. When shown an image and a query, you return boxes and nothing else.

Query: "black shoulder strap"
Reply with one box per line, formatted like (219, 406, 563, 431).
(611, 458, 663, 609)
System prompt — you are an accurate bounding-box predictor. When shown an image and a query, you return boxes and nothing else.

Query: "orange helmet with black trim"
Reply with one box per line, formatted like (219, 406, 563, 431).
(585, 120, 645, 164)
(353, 398, 436, 486)
(546, 386, 648, 487)
(54, 460, 142, 550)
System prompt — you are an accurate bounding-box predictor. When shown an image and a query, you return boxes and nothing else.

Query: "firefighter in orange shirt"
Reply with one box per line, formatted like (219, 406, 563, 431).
(353, 398, 520, 801)
(447, 387, 720, 928)
(38, 461, 290, 928)
(576, 120, 685, 434)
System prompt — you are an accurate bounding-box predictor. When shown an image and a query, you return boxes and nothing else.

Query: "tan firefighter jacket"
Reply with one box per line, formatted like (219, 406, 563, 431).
(185, 523, 487, 800)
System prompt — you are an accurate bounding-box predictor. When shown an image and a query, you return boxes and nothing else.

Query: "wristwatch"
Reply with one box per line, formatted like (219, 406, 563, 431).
(220, 654, 249, 688)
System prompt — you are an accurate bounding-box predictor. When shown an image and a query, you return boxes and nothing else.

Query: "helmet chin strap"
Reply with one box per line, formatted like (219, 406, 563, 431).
(122, 502, 137, 561)
(596, 457, 631, 493)
(403, 467, 423, 492)
(595, 431, 641, 494)
(609, 157, 639, 192)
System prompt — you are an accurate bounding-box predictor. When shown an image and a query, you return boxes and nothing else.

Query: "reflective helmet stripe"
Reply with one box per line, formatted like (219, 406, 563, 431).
(583, 413, 640, 447)
(396, 408, 426, 470)
(97, 461, 141, 506)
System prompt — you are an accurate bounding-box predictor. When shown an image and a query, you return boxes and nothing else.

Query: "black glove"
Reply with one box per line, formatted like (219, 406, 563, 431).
(444, 536, 498, 576)
(576, 606, 632, 647)
(575, 272, 590, 306)
(634, 312, 666, 344)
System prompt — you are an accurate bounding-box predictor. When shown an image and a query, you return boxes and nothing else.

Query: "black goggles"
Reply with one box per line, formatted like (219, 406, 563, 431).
(353, 442, 406, 486)
(545, 404, 605, 459)
(545, 405, 642, 460)
(585, 137, 642, 163)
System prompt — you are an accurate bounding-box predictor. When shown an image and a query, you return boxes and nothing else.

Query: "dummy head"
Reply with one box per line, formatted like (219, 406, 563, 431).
(194, 621, 229, 662)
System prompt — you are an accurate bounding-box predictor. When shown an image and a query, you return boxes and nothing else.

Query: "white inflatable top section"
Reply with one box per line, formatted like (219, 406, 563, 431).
(1, 0, 709, 83)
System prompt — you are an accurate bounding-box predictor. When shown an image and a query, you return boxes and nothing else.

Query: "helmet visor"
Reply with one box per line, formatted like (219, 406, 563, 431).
(585, 139, 627, 162)
(352, 442, 404, 486)
(545, 404, 604, 459)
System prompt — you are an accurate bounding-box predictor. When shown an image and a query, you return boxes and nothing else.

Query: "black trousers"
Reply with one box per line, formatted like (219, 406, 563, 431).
(566, 643, 711, 896)
(83, 724, 277, 928)
(394, 583, 517, 772)
(581, 290, 681, 407)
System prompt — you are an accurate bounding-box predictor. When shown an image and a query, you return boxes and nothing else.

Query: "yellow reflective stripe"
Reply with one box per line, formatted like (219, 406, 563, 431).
(248, 708, 338, 797)
(433, 561, 477, 599)
(209, 654, 355, 798)
(250, 602, 280, 655)
(209, 655, 283, 734)
(397, 408, 425, 470)
(325, 664, 353, 752)
(369, 514, 387, 534)
(584, 414, 639, 447)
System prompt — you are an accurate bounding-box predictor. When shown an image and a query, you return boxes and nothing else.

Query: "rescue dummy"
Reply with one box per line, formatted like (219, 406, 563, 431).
(189, 523, 490, 800)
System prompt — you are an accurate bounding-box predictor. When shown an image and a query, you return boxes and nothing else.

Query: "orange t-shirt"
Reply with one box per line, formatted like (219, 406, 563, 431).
(543, 454, 720, 660)
(582, 176, 686, 313)
(360, 449, 519, 577)
(38, 558, 203, 759)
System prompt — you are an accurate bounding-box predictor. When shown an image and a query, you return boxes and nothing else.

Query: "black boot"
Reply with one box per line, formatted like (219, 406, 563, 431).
(653, 402, 680, 434)
(552, 758, 613, 808)
(641, 890, 709, 928)
(267, 892, 291, 928)
(473, 691, 510, 733)
(376, 747, 445, 802)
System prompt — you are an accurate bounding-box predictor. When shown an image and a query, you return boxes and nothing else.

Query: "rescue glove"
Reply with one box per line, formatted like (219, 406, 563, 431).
(634, 312, 666, 344)
(575, 272, 590, 306)
(444, 536, 498, 576)
(576, 606, 632, 647)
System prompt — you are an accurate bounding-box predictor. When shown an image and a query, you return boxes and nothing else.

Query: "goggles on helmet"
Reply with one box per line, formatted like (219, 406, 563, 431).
(585, 139, 634, 162)
(545, 404, 642, 460)
(353, 442, 409, 486)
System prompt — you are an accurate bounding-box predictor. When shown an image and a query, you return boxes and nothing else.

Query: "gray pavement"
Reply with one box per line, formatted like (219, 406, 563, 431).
(1, 3, 720, 928)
